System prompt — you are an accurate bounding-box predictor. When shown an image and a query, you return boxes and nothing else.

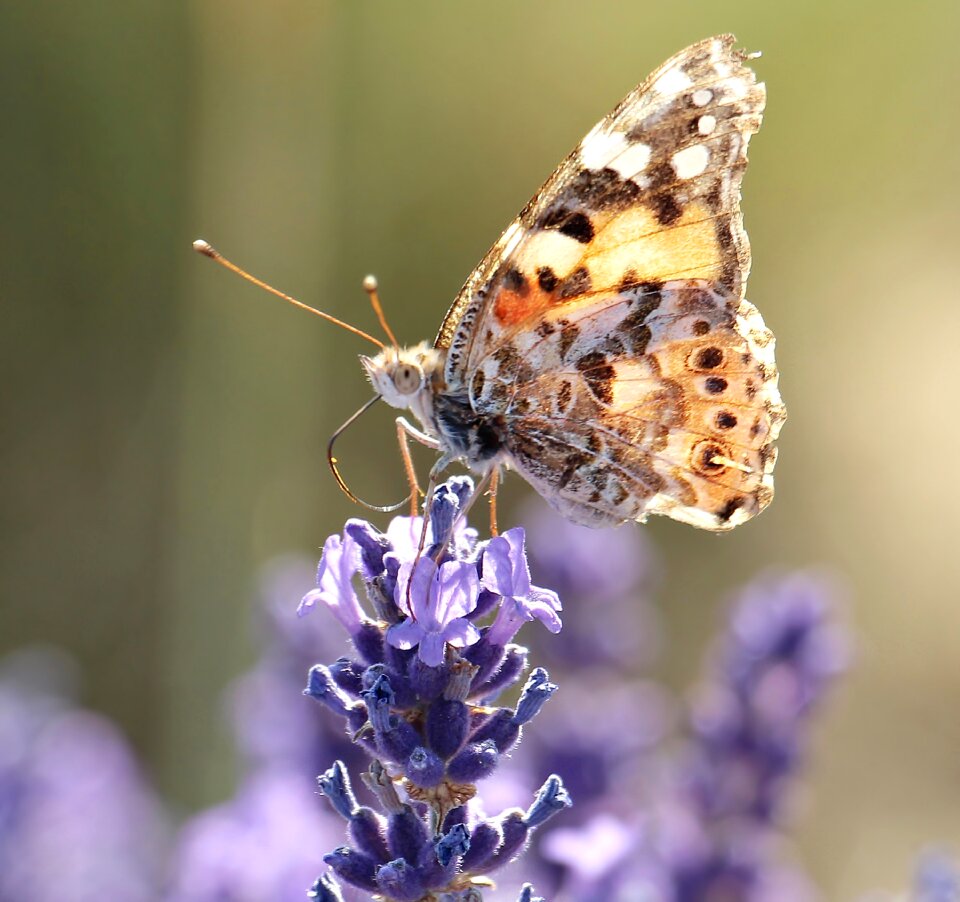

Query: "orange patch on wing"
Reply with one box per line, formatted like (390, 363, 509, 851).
(493, 285, 550, 327)
(587, 202, 722, 286)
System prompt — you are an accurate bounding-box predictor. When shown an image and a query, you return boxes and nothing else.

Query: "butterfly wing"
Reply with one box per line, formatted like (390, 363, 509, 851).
(437, 35, 785, 529)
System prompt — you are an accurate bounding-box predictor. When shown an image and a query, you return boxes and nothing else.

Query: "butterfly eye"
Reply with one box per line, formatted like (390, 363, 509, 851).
(393, 364, 422, 395)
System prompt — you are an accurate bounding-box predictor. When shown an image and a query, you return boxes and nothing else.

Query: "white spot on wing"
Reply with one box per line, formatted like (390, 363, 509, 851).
(692, 88, 713, 107)
(580, 129, 627, 171)
(653, 65, 692, 95)
(582, 130, 652, 182)
(671, 144, 710, 179)
(613, 141, 652, 180)
(697, 114, 717, 135)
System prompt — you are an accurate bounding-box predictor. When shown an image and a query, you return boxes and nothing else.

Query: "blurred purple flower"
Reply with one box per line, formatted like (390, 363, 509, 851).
(527, 677, 673, 808)
(166, 770, 362, 902)
(522, 500, 655, 604)
(167, 553, 371, 900)
(683, 572, 848, 826)
(531, 571, 847, 902)
(0, 649, 168, 901)
(522, 500, 661, 671)
(913, 851, 960, 902)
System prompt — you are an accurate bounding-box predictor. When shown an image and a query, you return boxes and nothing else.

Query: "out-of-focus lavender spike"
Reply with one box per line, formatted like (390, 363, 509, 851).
(913, 851, 960, 902)
(0, 650, 169, 901)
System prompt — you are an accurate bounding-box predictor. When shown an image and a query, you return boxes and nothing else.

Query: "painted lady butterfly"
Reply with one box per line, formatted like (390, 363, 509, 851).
(196, 34, 785, 531)
(362, 34, 785, 530)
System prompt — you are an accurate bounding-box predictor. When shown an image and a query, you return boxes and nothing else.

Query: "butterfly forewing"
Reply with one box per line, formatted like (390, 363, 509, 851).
(434, 35, 784, 530)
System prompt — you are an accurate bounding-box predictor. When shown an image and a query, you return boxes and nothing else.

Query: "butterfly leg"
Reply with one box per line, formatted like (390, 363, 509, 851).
(488, 466, 500, 537)
(396, 416, 441, 516)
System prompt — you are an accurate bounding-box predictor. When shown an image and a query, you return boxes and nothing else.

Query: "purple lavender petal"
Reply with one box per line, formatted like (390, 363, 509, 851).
(485, 598, 530, 647)
(499, 527, 532, 595)
(298, 533, 365, 634)
(385, 618, 426, 653)
(526, 587, 563, 632)
(436, 560, 480, 621)
(394, 557, 438, 624)
(441, 618, 481, 649)
(481, 534, 516, 596)
(418, 632, 447, 668)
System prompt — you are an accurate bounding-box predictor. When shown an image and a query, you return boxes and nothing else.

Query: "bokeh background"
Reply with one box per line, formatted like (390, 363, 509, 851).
(3, 1, 959, 897)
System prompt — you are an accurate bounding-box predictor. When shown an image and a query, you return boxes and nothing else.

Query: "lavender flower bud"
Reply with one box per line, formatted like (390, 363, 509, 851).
(460, 821, 502, 871)
(405, 746, 445, 788)
(426, 698, 469, 759)
(362, 674, 395, 734)
(377, 717, 420, 764)
(344, 518, 390, 578)
(353, 621, 386, 665)
(317, 761, 357, 820)
(323, 847, 379, 893)
(409, 658, 449, 701)
(525, 774, 572, 828)
(445, 475, 474, 511)
(328, 656, 364, 694)
(317, 762, 390, 864)
(468, 642, 528, 700)
(361, 760, 404, 814)
(469, 708, 518, 752)
(429, 481, 463, 546)
(435, 823, 471, 868)
(386, 805, 430, 864)
(375, 858, 427, 902)
(363, 663, 415, 709)
(514, 667, 557, 725)
(304, 666, 353, 717)
(348, 808, 390, 866)
(480, 811, 528, 871)
(448, 738, 499, 782)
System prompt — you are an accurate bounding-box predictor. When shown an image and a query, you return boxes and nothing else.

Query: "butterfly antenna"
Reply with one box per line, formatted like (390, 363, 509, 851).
(327, 395, 413, 513)
(362, 275, 400, 349)
(193, 240, 385, 349)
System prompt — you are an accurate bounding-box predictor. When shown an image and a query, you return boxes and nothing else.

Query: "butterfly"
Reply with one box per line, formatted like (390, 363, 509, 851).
(361, 34, 785, 531)
(196, 34, 785, 531)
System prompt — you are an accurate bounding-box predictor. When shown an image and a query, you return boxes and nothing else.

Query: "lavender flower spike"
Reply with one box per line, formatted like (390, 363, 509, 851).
(305, 478, 572, 901)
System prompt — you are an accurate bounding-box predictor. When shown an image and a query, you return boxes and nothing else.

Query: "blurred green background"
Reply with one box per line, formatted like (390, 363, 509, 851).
(2, 1, 959, 896)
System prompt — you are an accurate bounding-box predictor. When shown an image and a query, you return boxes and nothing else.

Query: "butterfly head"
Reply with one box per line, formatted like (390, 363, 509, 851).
(361, 342, 443, 411)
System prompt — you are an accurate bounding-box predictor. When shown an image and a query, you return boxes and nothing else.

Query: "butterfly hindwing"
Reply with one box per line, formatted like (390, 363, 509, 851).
(467, 279, 783, 528)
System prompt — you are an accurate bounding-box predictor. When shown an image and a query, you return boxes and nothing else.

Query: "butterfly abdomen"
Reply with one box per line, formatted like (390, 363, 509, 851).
(432, 392, 507, 467)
